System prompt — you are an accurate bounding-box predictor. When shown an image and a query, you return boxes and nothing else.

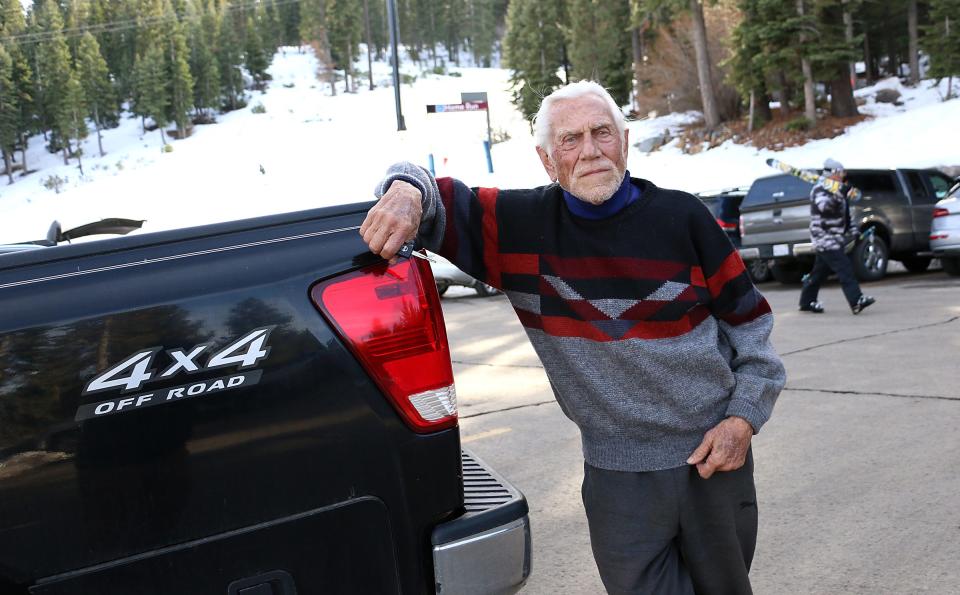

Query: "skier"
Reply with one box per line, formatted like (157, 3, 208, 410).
(798, 158, 876, 314)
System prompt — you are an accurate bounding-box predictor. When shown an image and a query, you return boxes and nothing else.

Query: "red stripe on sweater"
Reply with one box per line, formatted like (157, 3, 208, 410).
(515, 308, 712, 341)
(689, 266, 706, 287)
(543, 255, 688, 280)
(436, 177, 459, 259)
(500, 253, 539, 275)
(621, 306, 712, 340)
(478, 187, 500, 287)
(707, 252, 746, 298)
(722, 297, 773, 326)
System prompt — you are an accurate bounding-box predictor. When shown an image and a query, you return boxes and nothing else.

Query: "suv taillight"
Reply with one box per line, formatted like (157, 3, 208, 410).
(933, 207, 950, 218)
(310, 258, 457, 433)
(716, 218, 737, 231)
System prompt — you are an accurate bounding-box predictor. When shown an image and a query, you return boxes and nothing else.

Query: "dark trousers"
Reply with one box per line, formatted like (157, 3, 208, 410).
(798, 248, 862, 308)
(582, 452, 757, 595)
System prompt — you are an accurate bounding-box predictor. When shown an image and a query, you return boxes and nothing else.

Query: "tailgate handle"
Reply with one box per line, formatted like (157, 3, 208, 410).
(227, 570, 297, 595)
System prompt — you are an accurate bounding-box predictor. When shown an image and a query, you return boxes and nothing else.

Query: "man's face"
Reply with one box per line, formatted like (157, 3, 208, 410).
(536, 94, 629, 205)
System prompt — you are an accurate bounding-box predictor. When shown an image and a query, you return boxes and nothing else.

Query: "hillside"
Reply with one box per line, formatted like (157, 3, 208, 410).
(0, 46, 957, 244)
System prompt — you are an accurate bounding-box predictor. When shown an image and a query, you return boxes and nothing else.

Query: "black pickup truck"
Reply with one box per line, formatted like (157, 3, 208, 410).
(0, 204, 531, 594)
(738, 168, 955, 283)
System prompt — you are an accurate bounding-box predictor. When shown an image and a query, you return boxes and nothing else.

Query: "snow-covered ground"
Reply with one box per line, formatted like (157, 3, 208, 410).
(1, 45, 957, 244)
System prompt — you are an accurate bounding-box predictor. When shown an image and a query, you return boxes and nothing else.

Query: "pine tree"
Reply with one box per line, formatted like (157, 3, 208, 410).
(245, 15, 270, 90)
(566, 0, 632, 107)
(133, 43, 169, 143)
(504, 0, 568, 124)
(189, 0, 221, 119)
(166, 1, 194, 137)
(923, 0, 960, 99)
(218, 5, 246, 110)
(1, 0, 35, 175)
(467, 0, 497, 67)
(726, 0, 772, 129)
(808, 0, 860, 118)
(60, 72, 88, 174)
(77, 32, 115, 156)
(0, 44, 19, 183)
(327, 0, 362, 92)
(34, 0, 75, 163)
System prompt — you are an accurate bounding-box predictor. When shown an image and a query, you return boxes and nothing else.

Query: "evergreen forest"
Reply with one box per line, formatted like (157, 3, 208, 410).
(0, 0, 957, 184)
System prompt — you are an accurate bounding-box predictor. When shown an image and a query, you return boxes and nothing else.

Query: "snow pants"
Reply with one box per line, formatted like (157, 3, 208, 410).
(581, 450, 757, 595)
(799, 248, 863, 308)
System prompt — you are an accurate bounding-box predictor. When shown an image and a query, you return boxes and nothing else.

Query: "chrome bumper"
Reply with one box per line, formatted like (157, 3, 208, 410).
(431, 450, 532, 594)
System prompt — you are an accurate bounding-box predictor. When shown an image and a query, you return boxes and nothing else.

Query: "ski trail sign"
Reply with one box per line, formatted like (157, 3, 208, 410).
(765, 158, 862, 201)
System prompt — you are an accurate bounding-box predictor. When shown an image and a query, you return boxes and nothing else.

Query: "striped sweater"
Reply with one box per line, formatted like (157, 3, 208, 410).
(378, 163, 786, 472)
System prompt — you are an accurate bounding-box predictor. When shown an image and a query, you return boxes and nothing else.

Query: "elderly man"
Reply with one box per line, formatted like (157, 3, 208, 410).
(798, 158, 876, 314)
(360, 81, 786, 595)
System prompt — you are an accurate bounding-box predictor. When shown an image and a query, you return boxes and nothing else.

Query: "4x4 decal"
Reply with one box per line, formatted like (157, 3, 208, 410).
(75, 327, 273, 421)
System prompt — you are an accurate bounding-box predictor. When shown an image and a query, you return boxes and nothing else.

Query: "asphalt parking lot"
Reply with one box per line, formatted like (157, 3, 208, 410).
(440, 262, 960, 594)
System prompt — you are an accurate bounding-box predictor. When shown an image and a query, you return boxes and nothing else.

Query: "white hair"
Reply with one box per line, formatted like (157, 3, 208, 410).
(532, 81, 626, 152)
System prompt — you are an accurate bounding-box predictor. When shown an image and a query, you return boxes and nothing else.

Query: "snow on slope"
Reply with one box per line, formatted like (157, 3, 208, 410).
(0, 46, 957, 245)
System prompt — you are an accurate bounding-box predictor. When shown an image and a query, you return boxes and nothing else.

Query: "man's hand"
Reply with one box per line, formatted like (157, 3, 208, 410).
(360, 180, 423, 262)
(686, 416, 754, 479)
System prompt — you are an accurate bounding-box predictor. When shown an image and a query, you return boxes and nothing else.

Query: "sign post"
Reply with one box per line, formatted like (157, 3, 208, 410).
(425, 92, 494, 173)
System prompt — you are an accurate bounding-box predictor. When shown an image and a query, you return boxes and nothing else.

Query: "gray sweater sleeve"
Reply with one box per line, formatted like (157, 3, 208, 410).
(374, 161, 447, 252)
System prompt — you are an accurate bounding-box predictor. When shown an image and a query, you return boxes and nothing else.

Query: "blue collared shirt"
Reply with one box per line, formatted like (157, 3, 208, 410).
(562, 171, 640, 220)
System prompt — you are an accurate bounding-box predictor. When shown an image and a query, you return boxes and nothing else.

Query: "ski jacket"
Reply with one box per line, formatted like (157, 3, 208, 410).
(376, 163, 786, 472)
(810, 181, 851, 252)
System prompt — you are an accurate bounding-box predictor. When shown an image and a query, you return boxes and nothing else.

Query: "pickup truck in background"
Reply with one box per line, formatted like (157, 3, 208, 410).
(738, 168, 956, 283)
(0, 204, 531, 595)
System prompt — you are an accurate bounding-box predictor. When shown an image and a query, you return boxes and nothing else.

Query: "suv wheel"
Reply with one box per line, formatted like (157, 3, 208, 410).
(474, 282, 500, 297)
(747, 259, 772, 283)
(771, 262, 806, 284)
(942, 257, 960, 276)
(852, 232, 889, 281)
(900, 256, 932, 273)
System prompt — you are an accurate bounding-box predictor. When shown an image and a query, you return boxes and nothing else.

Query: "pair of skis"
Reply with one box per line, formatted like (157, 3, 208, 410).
(765, 158, 862, 201)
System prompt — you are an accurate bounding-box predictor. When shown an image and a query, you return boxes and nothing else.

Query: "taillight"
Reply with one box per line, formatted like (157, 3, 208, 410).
(933, 208, 950, 218)
(310, 258, 457, 433)
(716, 218, 737, 231)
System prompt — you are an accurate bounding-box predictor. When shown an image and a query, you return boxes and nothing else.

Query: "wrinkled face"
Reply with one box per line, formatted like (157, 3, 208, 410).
(536, 94, 629, 205)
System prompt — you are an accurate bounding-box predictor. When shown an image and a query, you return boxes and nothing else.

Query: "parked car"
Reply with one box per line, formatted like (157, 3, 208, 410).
(429, 252, 502, 297)
(0, 204, 530, 594)
(696, 187, 772, 283)
(931, 179, 960, 276)
(738, 168, 955, 283)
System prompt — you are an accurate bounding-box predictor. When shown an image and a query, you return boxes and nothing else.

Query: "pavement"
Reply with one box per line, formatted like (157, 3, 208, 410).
(440, 262, 960, 595)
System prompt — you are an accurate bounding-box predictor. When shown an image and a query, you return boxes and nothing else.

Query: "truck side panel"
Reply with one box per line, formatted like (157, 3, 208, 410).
(0, 206, 462, 593)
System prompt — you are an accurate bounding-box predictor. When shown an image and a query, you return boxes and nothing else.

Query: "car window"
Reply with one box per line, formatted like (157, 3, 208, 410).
(905, 172, 933, 204)
(845, 172, 897, 194)
(927, 173, 954, 200)
(742, 175, 813, 208)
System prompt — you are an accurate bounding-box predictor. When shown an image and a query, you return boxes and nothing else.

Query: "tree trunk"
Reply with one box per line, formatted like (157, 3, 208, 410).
(907, 0, 919, 84)
(94, 104, 105, 157)
(830, 67, 858, 117)
(863, 30, 875, 85)
(797, 0, 817, 124)
(3, 150, 13, 184)
(363, 0, 374, 90)
(688, 0, 720, 129)
(842, 0, 855, 87)
(18, 134, 27, 175)
(778, 70, 792, 115)
(62, 142, 69, 165)
(631, 25, 643, 113)
(757, 81, 772, 123)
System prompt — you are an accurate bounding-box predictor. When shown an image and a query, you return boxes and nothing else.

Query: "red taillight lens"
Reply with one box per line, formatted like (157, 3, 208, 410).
(933, 208, 950, 218)
(310, 258, 457, 433)
(716, 218, 737, 231)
